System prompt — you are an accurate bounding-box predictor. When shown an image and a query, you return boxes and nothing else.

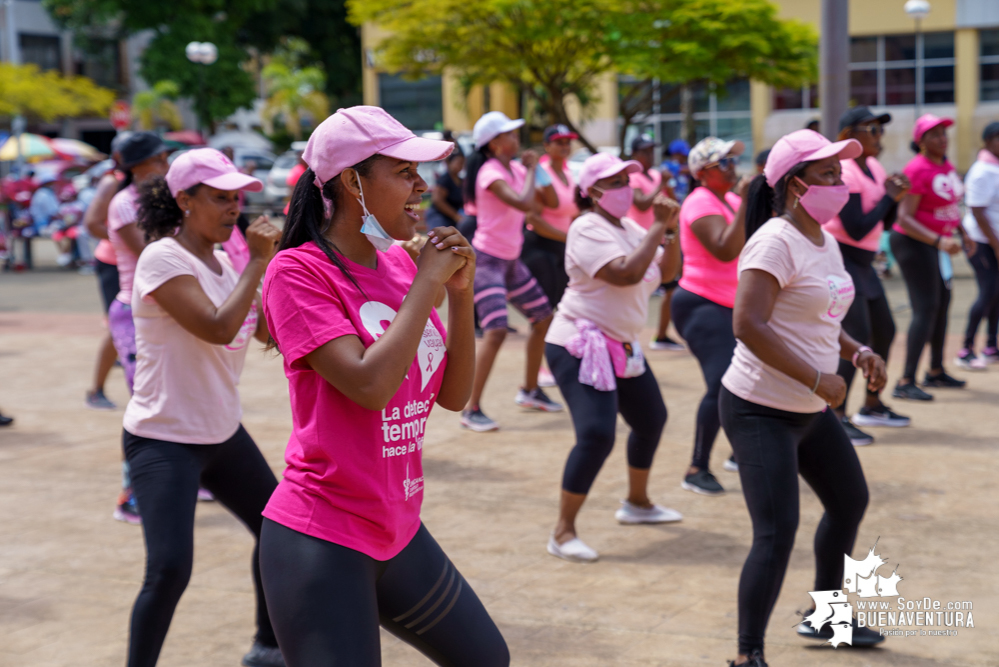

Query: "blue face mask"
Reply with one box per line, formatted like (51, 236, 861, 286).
(355, 175, 395, 252)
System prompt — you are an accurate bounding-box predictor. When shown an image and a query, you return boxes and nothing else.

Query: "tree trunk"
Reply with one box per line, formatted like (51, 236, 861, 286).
(681, 84, 695, 145)
(537, 84, 597, 153)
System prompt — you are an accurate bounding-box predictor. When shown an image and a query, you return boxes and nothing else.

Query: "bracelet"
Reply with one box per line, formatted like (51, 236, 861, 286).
(852, 345, 873, 368)
(663, 230, 678, 244)
(809, 370, 822, 395)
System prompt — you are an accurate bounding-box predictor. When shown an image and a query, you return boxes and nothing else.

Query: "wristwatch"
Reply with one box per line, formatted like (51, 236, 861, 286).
(663, 230, 678, 243)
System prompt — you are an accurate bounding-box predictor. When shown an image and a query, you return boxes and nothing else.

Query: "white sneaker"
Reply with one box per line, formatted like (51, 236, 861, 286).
(614, 500, 683, 524)
(538, 367, 557, 388)
(723, 456, 739, 472)
(547, 533, 599, 562)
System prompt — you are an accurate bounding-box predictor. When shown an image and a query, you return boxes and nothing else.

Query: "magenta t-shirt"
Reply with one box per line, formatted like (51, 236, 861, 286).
(472, 158, 527, 260)
(894, 154, 964, 238)
(678, 187, 741, 309)
(261, 243, 448, 560)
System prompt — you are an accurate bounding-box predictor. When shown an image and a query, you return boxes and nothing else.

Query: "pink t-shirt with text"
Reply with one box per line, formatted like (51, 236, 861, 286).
(124, 238, 258, 443)
(678, 187, 741, 308)
(894, 154, 964, 238)
(627, 169, 663, 230)
(547, 212, 663, 347)
(107, 184, 140, 304)
(261, 243, 448, 560)
(721, 218, 855, 413)
(538, 161, 579, 234)
(824, 157, 888, 252)
(472, 158, 527, 260)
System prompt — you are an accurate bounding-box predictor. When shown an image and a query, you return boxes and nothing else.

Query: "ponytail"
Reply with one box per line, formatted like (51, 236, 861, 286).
(574, 186, 593, 214)
(463, 144, 492, 204)
(910, 140, 921, 154)
(136, 175, 199, 242)
(743, 161, 809, 240)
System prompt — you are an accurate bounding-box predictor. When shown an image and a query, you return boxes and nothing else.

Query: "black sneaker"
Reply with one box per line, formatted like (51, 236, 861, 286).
(242, 642, 285, 667)
(852, 404, 911, 428)
(728, 649, 767, 667)
(796, 610, 885, 647)
(460, 407, 499, 432)
(0, 411, 12, 427)
(922, 371, 966, 388)
(892, 381, 933, 401)
(840, 417, 874, 447)
(681, 468, 725, 495)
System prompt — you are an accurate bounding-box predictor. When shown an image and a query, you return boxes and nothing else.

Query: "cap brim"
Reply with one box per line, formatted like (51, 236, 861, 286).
(725, 140, 746, 157)
(380, 135, 455, 163)
(547, 133, 579, 142)
(804, 138, 863, 164)
(599, 160, 643, 181)
(202, 172, 264, 193)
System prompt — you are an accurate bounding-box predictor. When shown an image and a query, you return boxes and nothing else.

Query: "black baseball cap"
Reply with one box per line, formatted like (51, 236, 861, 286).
(839, 106, 892, 132)
(118, 131, 168, 169)
(983, 122, 999, 141)
(543, 124, 579, 143)
(755, 148, 771, 167)
(630, 134, 657, 153)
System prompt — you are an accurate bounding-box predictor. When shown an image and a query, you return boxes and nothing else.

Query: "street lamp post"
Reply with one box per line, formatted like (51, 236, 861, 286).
(905, 0, 931, 118)
(185, 41, 218, 136)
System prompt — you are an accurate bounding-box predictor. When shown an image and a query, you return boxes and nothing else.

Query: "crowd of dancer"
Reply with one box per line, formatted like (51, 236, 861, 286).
(71, 102, 999, 667)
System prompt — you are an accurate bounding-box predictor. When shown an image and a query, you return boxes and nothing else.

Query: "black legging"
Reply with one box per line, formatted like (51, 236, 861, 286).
(520, 230, 568, 308)
(546, 343, 667, 494)
(965, 242, 999, 351)
(836, 254, 895, 404)
(719, 388, 868, 656)
(259, 520, 509, 667)
(123, 425, 278, 667)
(670, 288, 735, 470)
(890, 230, 951, 379)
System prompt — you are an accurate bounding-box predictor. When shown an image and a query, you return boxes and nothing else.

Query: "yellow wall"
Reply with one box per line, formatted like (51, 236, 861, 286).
(956, 28, 980, 170)
(775, 0, 959, 35)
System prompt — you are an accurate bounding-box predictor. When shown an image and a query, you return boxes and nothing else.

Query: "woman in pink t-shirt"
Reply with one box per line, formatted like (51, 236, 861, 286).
(460, 111, 562, 433)
(670, 136, 748, 496)
(720, 130, 888, 666)
(258, 107, 508, 666)
(124, 148, 283, 667)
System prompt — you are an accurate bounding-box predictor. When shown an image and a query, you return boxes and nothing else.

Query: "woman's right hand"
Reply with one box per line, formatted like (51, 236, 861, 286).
(885, 173, 910, 201)
(815, 371, 847, 408)
(246, 215, 281, 263)
(652, 194, 681, 230)
(520, 150, 539, 170)
(939, 236, 962, 255)
(417, 230, 467, 285)
(734, 174, 752, 199)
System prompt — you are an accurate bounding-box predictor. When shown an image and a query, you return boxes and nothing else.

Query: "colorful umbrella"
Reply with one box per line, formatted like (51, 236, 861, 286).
(164, 130, 205, 146)
(49, 138, 105, 161)
(0, 133, 55, 161)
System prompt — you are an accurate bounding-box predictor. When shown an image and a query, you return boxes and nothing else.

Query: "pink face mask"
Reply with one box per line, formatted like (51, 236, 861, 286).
(592, 185, 634, 218)
(794, 177, 850, 225)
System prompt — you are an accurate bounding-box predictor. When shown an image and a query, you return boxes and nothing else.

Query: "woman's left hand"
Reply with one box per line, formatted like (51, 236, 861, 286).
(652, 193, 681, 230)
(963, 236, 978, 258)
(427, 226, 475, 293)
(857, 349, 888, 393)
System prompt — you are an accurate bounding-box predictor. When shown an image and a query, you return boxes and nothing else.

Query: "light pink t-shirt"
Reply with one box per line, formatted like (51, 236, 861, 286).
(124, 237, 258, 443)
(261, 243, 448, 561)
(547, 212, 663, 346)
(221, 226, 251, 274)
(627, 169, 663, 230)
(824, 157, 888, 252)
(94, 239, 117, 265)
(538, 161, 579, 234)
(108, 185, 140, 304)
(721, 218, 855, 414)
(472, 158, 527, 260)
(678, 187, 741, 308)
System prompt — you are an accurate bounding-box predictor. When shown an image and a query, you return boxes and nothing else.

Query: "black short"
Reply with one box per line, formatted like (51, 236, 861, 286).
(660, 279, 679, 291)
(95, 259, 120, 314)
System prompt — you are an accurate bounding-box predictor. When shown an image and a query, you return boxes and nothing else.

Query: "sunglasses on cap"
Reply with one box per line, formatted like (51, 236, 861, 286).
(853, 124, 884, 137)
(706, 156, 739, 170)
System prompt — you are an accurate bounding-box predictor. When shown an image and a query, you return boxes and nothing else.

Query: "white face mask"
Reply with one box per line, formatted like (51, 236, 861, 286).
(355, 175, 395, 252)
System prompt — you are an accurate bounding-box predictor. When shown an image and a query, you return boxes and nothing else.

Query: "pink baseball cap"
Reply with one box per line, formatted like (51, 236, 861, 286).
(166, 148, 263, 197)
(763, 130, 862, 187)
(304, 106, 454, 188)
(579, 153, 642, 196)
(913, 113, 954, 142)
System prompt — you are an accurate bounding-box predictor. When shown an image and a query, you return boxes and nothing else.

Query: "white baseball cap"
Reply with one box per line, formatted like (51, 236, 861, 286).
(473, 111, 525, 149)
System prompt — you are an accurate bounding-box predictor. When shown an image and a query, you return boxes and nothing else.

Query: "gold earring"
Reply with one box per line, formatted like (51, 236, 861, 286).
(793, 197, 799, 209)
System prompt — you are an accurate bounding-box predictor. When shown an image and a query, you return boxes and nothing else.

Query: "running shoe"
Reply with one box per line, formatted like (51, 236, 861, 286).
(922, 371, 966, 388)
(113, 491, 141, 525)
(460, 408, 499, 432)
(955, 348, 988, 371)
(681, 469, 725, 495)
(648, 335, 685, 351)
(852, 404, 911, 428)
(515, 387, 564, 412)
(197, 487, 215, 501)
(0, 412, 12, 427)
(85, 389, 117, 411)
(840, 417, 874, 447)
(728, 649, 768, 667)
(547, 533, 599, 563)
(538, 366, 557, 388)
(614, 500, 683, 524)
(723, 455, 739, 472)
(892, 381, 933, 401)
(242, 642, 285, 667)
(981, 347, 999, 364)
(795, 611, 885, 646)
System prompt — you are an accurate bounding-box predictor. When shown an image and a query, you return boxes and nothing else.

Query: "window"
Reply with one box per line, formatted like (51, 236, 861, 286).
(849, 32, 955, 106)
(774, 85, 819, 110)
(75, 39, 122, 90)
(20, 34, 61, 72)
(981, 29, 999, 102)
(377, 74, 443, 131)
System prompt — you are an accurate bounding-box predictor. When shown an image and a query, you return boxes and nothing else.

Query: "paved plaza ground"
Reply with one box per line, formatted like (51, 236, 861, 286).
(1, 244, 997, 666)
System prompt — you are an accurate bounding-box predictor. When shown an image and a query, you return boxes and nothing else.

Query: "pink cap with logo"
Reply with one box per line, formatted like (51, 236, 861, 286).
(763, 129, 862, 187)
(304, 106, 454, 189)
(166, 148, 263, 197)
(912, 113, 954, 142)
(578, 153, 642, 196)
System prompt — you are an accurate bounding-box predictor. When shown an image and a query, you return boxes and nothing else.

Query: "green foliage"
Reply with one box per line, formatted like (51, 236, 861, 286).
(261, 38, 330, 139)
(133, 80, 183, 131)
(0, 62, 115, 121)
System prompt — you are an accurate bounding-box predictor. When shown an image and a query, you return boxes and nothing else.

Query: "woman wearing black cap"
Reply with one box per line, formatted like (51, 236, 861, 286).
(823, 107, 912, 445)
(958, 121, 999, 368)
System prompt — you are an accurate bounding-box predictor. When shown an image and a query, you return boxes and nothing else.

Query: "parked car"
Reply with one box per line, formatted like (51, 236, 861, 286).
(228, 147, 277, 206)
(263, 141, 306, 208)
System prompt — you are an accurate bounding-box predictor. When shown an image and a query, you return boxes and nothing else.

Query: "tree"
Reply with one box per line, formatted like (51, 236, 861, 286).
(132, 80, 183, 131)
(260, 38, 330, 139)
(0, 62, 115, 122)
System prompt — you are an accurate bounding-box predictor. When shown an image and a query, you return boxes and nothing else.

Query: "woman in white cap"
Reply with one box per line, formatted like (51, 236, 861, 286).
(258, 107, 508, 665)
(670, 136, 747, 496)
(721, 130, 888, 666)
(544, 153, 683, 563)
(125, 148, 283, 667)
(460, 111, 562, 432)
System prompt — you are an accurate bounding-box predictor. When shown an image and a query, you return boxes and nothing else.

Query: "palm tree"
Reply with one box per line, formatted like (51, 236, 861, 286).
(133, 80, 183, 132)
(260, 61, 329, 140)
